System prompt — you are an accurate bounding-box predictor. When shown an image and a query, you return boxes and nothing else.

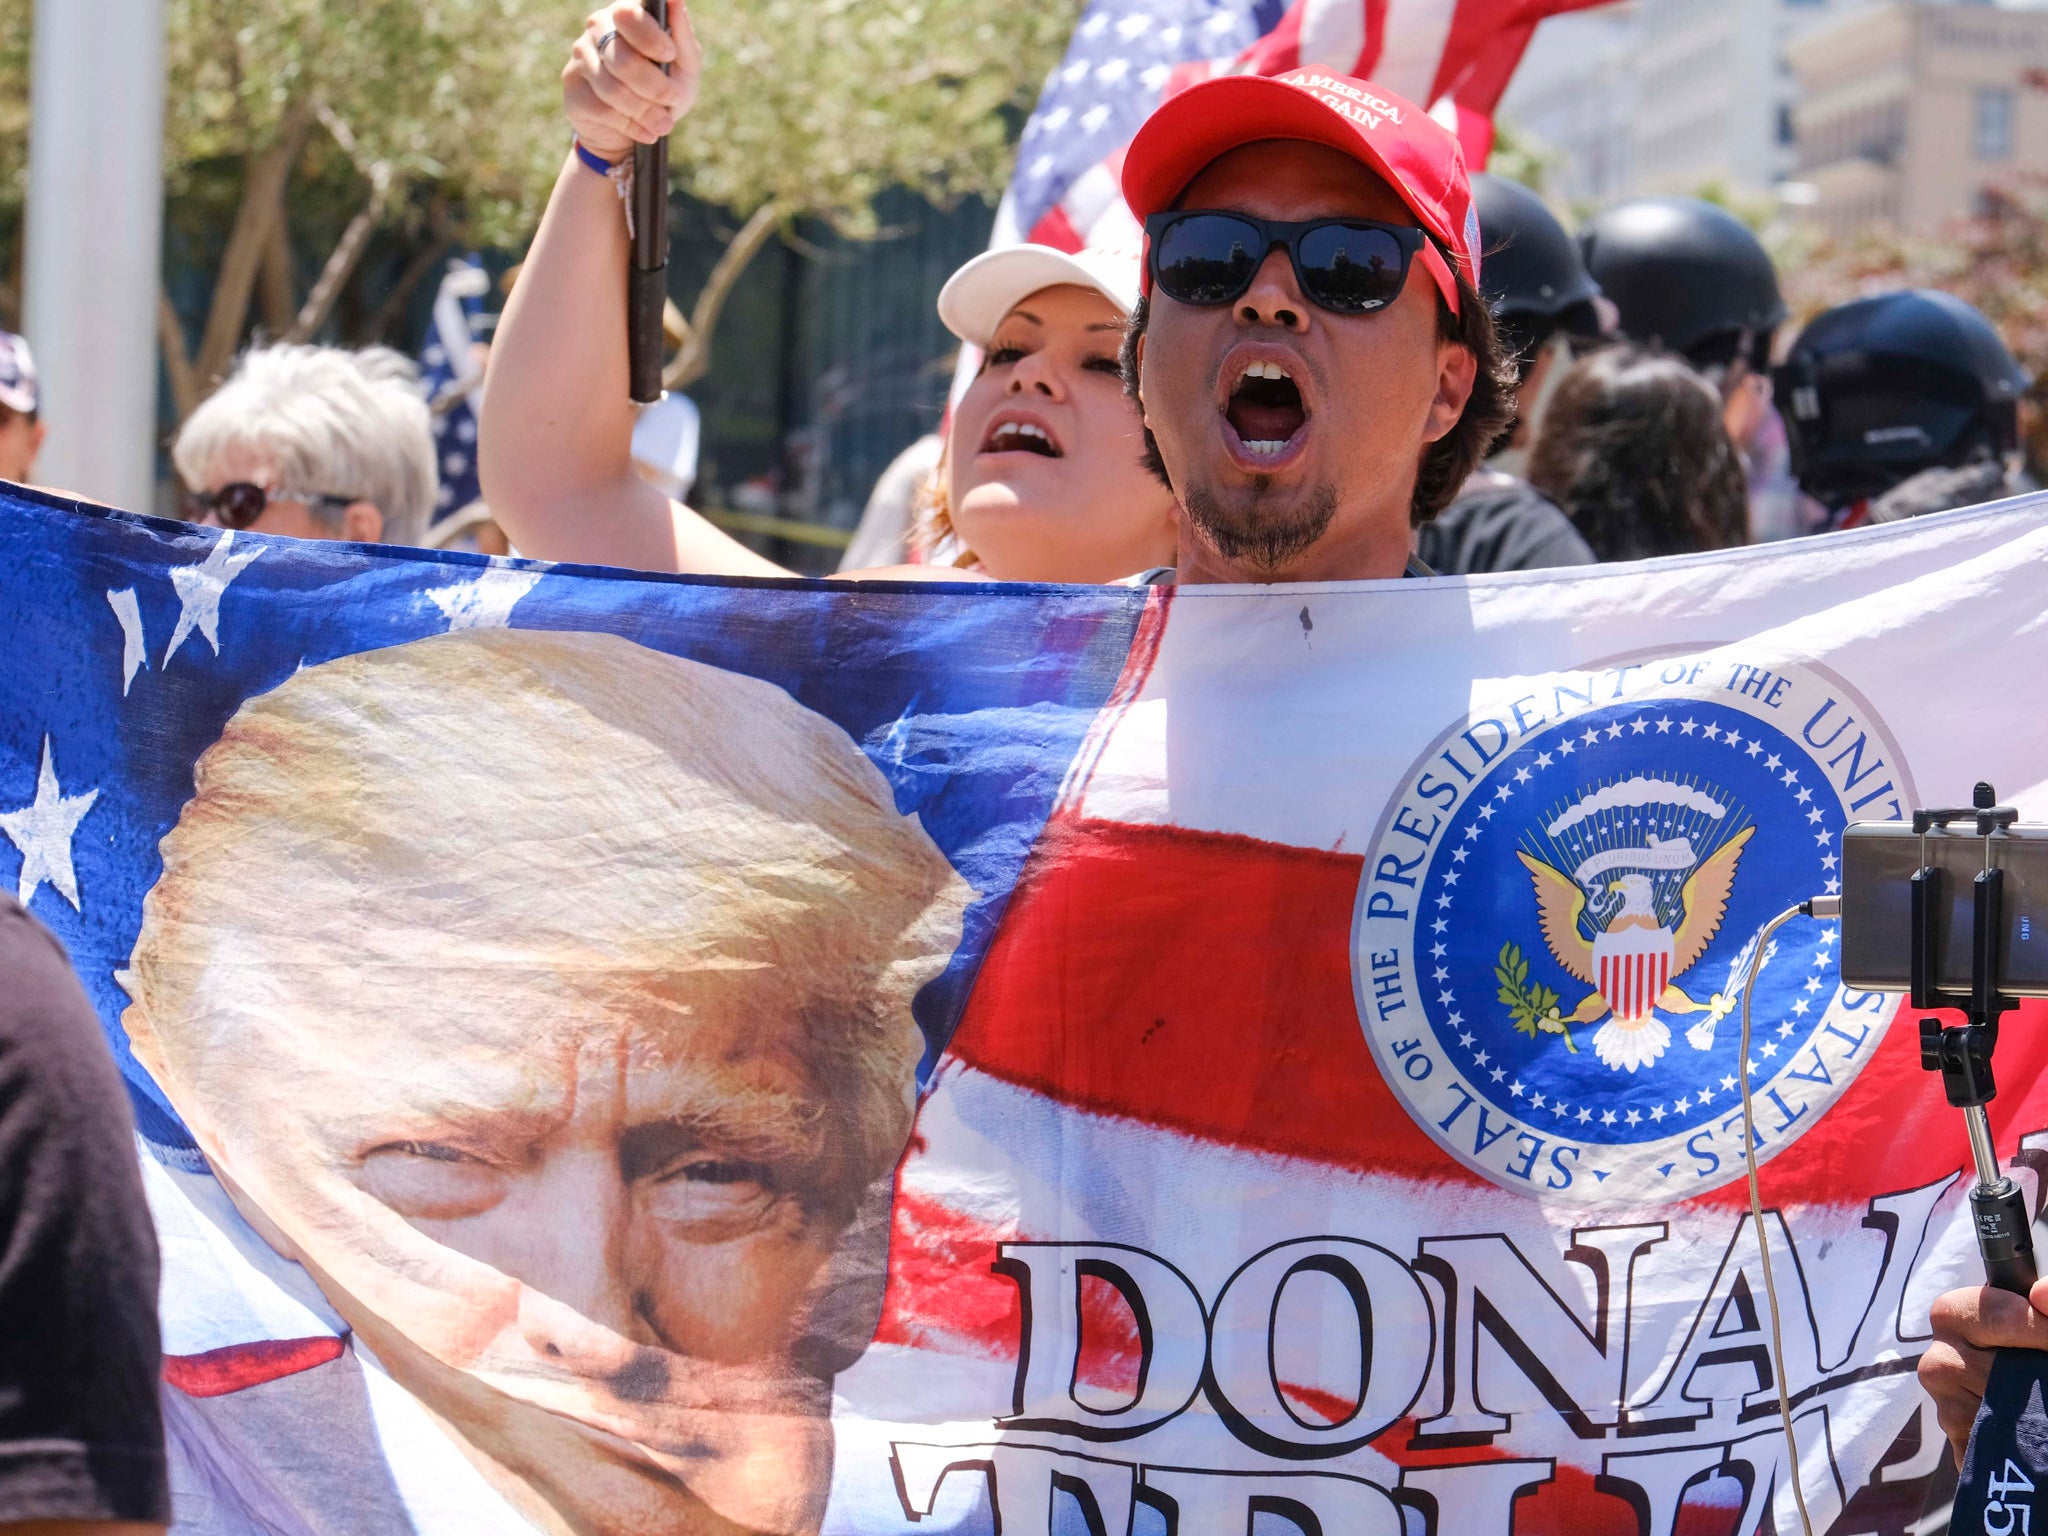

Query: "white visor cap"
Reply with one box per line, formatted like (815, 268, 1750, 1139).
(937, 242, 1143, 349)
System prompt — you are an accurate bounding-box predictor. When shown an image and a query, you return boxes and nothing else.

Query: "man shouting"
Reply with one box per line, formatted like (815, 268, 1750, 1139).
(488, 4, 1511, 591)
(1120, 69, 1516, 585)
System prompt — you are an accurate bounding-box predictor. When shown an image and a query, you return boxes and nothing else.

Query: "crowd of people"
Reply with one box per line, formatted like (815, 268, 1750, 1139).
(1406, 179, 2029, 574)
(0, 30, 2025, 581)
(3, 0, 2047, 1530)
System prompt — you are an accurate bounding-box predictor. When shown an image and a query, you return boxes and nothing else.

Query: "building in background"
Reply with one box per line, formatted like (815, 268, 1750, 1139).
(1628, 0, 1871, 199)
(1498, 4, 1641, 206)
(1789, 0, 2048, 235)
(1502, 0, 1874, 207)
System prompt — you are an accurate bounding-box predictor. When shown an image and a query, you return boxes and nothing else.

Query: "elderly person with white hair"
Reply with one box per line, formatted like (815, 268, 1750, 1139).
(173, 343, 437, 547)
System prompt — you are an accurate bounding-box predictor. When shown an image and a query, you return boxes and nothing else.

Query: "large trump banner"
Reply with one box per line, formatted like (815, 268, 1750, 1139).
(4, 485, 2047, 1534)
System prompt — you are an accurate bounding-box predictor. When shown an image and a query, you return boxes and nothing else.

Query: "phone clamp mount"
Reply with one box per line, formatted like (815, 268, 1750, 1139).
(1914, 782, 2035, 1295)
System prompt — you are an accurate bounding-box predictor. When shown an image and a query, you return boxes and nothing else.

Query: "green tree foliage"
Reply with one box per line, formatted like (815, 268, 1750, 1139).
(1688, 178, 1780, 236)
(683, 0, 1075, 232)
(144, 0, 573, 416)
(0, 3, 32, 316)
(656, 0, 1079, 387)
(1487, 117, 1558, 199)
(160, 0, 565, 249)
(0, 0, 1077, 416)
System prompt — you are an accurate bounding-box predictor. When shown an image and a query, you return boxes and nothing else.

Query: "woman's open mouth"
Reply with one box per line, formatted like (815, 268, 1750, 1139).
(980, 413, 1065, 459)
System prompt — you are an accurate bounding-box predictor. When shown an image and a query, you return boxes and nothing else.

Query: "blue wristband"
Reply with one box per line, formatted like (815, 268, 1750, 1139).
(573, 139, 619, 176)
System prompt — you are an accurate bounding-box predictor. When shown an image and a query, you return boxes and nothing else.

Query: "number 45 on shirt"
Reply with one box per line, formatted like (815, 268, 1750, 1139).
(1989, 1459, 2038, 1536)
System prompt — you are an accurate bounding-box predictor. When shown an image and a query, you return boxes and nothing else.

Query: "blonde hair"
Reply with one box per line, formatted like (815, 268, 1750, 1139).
(172, 343, 438, 546)
(910, 434, 980, 569)
(123, 627, 969, 1200)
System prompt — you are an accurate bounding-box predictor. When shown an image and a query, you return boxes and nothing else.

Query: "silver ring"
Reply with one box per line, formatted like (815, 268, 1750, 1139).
(595, 27, 617, 53)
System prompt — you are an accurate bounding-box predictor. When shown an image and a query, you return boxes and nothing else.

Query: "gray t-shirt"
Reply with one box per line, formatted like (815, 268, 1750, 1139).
(1418, 469, 1597, 575)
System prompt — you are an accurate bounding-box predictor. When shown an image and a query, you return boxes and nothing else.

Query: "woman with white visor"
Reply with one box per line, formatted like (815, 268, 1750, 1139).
(480, 3, 1177, 585)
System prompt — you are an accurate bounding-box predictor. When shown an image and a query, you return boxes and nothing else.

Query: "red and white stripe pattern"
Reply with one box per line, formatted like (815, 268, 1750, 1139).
(832, 809, 2048, 1535)
(1594, 927, 1673, 1023)
(828, 505, 2048, 1535)
(1003, 0, 1616, 255)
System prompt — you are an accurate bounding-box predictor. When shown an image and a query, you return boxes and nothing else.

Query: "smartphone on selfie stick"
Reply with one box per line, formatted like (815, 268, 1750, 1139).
(628, 0, 670, 405)
(1840, 786, 2048, 1294)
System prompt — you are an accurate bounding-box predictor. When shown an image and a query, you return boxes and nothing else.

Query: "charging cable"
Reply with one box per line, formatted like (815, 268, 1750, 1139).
(1738, 892, 1840, 1536)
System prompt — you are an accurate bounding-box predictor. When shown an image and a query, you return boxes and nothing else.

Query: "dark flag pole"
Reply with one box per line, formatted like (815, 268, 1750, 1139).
(628, 0, 671, 404)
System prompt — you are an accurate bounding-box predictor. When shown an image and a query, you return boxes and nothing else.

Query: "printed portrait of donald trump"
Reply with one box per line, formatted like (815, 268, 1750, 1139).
(120, 627, 971, 1535)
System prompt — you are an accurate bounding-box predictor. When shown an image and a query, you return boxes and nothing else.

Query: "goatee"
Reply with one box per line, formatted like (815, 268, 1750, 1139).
(1183, 476, 1340, 574)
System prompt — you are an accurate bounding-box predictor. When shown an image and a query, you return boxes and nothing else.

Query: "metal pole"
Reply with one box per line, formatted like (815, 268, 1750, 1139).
(1967, 1103, 2004, 1191)
(627, 0, 671, 405)
(23, 0, 168, 513)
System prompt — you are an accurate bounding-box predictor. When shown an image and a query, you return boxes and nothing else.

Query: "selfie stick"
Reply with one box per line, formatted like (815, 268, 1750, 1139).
(628, 0, 671, 405)
(1914, 782, 2036, 1295)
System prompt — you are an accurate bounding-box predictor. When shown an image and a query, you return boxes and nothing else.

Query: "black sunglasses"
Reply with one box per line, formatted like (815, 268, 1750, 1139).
(1145, 211, 1427, 316)
(182, 482, 359, 531)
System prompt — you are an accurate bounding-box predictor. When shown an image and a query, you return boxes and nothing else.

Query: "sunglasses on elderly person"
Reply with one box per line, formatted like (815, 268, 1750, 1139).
(1145, 211, 1429, 316)
(181, 481, 360, 530)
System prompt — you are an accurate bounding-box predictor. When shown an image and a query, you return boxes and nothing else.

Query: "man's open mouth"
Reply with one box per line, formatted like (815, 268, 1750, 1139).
(1225, 361, 1309, 460)
(980, 414, 1064, 459)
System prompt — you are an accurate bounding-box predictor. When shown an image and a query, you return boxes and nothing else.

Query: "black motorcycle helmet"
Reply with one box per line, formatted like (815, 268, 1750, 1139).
(1471, 174, 1604, 375)
(1579, 197, 1787, 374)
(1773, 288, 2029, 511)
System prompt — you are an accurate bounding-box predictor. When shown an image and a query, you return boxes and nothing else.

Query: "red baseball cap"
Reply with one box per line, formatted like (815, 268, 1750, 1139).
(1120, 69, 1480, 316)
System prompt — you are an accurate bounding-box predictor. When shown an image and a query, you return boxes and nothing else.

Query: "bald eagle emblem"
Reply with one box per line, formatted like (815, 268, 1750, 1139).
(1506, 777, 1753, 1073)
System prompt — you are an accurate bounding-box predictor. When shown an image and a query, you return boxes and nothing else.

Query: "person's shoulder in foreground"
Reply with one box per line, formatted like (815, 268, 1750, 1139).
(0, 894, 168, 1532)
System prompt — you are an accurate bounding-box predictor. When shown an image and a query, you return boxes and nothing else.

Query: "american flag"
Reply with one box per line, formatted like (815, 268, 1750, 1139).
(1004, 0, 1617, 255)
(419, 256, 489, 527)
(1001, 0, 1281, 249)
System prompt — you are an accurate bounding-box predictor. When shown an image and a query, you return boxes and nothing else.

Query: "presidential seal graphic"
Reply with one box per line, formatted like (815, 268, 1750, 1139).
(1355, 654, 1909, 1204)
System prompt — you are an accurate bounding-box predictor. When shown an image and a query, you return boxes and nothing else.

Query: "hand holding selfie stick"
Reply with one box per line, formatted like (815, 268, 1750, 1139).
(1914, 783, 2036, 1295)
(628, 0, 670, 405)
